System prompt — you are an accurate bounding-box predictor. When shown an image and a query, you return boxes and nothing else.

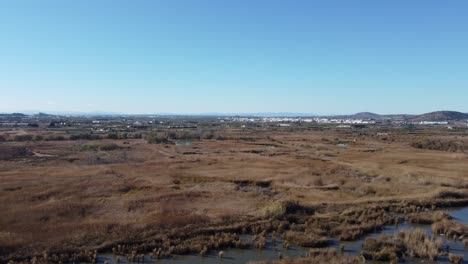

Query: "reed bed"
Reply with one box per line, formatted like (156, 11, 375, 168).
(362, 229, 442, 262)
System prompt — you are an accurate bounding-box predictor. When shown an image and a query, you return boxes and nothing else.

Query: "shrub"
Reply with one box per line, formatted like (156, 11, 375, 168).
(14, 135, 33, 141)
(432, 191, 467, 199)
(46, 135, 65, 141)
(407, 211, 451, 225)
(79, 143, 120, 152)
(79, 144, 100, 152)
(362, 229, 439, 261)
(411, 138, 466, 153)
(263, 203, 287, 219)
(284, 231, 329, 247)
(263, 200, 313, 219)
(99, 143, 120, 151)
(0, 146, 30, 160)
(70, 134, 101, 140)
(432, 220, 466, 237)
(312, 177, 324, 186)
(147, 131, 169, 144)
(107, 133, 119, 139)
(203, 130, 215, 139)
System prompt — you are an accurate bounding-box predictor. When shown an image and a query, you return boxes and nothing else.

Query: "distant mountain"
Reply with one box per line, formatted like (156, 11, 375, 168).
(0, 113, 28, 117)
(327, 111, 468, 121)
(350, 112, 381, 119)
(36, 112, 54, 117)
(410, 111, 468, 122)
(329, 112, 382, 119)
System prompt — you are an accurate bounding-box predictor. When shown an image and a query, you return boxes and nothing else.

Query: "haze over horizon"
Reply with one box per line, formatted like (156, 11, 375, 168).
(1, 1, 467, 115)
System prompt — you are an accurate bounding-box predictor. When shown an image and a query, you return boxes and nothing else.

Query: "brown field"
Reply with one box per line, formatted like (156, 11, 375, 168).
(0, 125, 467, 262)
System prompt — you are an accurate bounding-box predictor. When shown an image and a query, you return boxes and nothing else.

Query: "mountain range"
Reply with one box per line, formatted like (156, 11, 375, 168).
(344, 111, 468, 121)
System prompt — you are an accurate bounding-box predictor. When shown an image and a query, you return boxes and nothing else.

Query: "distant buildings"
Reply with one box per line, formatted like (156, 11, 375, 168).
(220, 116, 468, 128)
(0, 122, 29, 127)
(223, 117, 376, 125)
(418, 121, 449, 125)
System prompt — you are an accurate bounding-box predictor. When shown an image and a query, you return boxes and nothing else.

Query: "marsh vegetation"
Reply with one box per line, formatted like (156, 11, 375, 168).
(0, 120, 467, 263)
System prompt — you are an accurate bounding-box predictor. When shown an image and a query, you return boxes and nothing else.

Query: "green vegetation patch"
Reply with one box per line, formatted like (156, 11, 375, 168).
(78, 143, 121, 152)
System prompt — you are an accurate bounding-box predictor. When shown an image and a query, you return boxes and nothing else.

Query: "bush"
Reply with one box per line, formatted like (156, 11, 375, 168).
(79, 143, 120, 152)
(284, 231, 329, 247)
(99, 143, 120, 151)
(0, 146, 29, 160)
(34, 135, 44, 141)
(79, 144, 100, 151)
(433, 191, 467, 199)
(203, 130, 215, 139)
(167, 130, 201, 140)
(46, 135, 65, 141)
(14, 135, 33, 142)
(147, 131, 169, 144)
(312, 177, 324, 186)
(70, 134, 101, 140)
(107, 133, 119, 139)
(411, 138, 466, 153)
(263, 203, 287, 219)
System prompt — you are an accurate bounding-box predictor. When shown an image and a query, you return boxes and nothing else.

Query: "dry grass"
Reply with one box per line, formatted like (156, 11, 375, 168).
(407, 211, 452, 224)
(0, 126, 467, 261)
(283, 231, 329, 247)
(432, 219, 467, 238)
(448, 253, 464, 264)
(362, 229, 441, 261)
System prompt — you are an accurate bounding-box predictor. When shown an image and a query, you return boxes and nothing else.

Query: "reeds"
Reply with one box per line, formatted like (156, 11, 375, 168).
(448, 253, 463, 264)
(362, 229, 441, 262)
(407, 211, 451, 224)
(284, 231, 329, 247)
(431, 220, 467, 238)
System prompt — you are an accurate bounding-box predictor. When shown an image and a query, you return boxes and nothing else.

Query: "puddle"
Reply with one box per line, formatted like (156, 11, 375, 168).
(175, 140, 192, 146)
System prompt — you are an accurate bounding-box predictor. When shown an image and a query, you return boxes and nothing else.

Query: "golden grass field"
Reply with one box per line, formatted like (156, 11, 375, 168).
(0, 126, 467, 262)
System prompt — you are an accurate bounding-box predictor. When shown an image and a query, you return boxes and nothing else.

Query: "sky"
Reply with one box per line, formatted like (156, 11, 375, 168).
(0, 0, 467, 115)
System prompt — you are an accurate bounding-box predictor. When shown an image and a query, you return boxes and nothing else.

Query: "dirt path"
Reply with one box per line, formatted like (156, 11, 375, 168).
(32, 151, 57, 157)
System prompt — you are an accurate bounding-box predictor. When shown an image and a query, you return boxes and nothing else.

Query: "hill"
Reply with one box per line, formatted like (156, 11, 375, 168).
(325, 111, 468, 121)
(327, 112, 382, 119)
(411, 111, 468, 122)
(0, 113, 27, 117)
(350, 112, 381, 119)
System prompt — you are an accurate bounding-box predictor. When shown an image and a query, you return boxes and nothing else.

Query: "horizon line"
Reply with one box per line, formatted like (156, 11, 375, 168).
(1, 109, 467, 117)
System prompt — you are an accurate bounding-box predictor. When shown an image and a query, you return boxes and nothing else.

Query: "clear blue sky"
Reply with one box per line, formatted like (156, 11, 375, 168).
(1, 0, 467, 114)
